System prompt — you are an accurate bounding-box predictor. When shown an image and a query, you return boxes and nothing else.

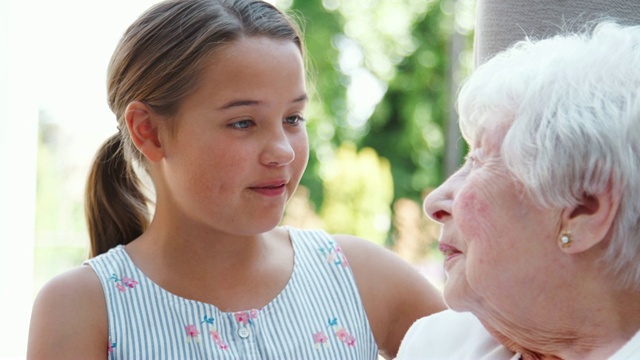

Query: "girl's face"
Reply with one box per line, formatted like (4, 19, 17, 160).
(154, 36, 309, 236)
(423, 117, 562, 320)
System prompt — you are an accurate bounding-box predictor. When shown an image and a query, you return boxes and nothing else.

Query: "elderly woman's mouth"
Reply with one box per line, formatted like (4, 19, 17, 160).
(438, 243, 462, 261)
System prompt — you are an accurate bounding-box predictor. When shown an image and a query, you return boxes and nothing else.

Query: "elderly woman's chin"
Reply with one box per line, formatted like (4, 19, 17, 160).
(440, 267, 473, 311)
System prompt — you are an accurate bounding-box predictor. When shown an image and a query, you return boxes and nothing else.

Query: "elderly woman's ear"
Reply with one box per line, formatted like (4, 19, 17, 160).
(560, 186, 621, 254)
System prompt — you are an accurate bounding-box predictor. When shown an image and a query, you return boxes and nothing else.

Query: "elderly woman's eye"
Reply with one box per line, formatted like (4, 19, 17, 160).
(464, 149, 483, 168)
(465, 154, 477, 167)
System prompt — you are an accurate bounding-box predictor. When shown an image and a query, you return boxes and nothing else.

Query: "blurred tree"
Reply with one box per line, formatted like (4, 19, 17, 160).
(319, 143, 394, 246)
(361, 0, 474, 203)
(391, 197, 440, 263)
(286, 0, 346, 208)
(283, 0, 474, 246)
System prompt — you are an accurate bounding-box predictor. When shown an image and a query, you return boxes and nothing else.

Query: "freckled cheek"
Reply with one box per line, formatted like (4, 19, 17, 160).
(180, 165, 214, 197)
(187, 155, 240, 197)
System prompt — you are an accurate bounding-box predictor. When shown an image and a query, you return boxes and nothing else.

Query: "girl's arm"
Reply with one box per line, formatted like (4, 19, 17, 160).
(335, 234, 446, 359)
(27, 266, 108, 360)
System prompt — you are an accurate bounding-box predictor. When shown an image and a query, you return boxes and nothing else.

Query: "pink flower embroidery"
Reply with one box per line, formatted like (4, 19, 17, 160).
(340, 256, 349, 268)
(108, 341, 116, 353)
(335, 328, 349, 342)
(313, 332, 328, 344)
(185, 324, 200, 343)
(210, 331, 229, 350)
(202, 315, 228, 351)
(319, 242, 349, 267)
(249, 309, 259, 319)
(313, 331, 329, 349)
(110, 274, 139, 293)
(234, 312, 249, 324)
(345, 335, 356, 347)
(324, 318, 356, 348)
(335, 327, 356, 346)
(210, 331, 221, 342)
(234, 309, 258, 325)
(122, 276, 139, 288)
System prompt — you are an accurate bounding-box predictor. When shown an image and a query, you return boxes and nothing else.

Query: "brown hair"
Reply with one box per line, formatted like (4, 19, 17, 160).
(85, 0, 305, 257)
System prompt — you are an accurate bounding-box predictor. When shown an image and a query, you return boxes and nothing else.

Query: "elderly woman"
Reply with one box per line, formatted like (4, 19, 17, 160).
(397, 22, 640, 359)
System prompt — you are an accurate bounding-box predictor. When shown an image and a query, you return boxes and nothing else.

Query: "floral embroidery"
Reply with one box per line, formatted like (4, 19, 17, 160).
(201, 315, 229, 350)
(335, 328, 356, 346)
(122, 276, 139, 288)
(234, 309, 259, 325)
(327, 318, 356, 347)
(185, 324, 200, 343)
(108, 340, 116, 353)
(318, 241, 349, 268)
(210, 331, 229, 350)
(109, 274, 139, 293)
(313, 318, 356, 350)
(313, 331, 329, 349)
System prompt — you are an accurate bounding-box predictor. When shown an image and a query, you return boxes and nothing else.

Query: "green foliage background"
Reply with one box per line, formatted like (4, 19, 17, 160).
(283, 0, 474, 246)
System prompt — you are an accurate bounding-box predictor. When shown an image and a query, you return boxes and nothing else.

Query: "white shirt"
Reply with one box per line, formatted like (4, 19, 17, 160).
(397, 310, 640, 360)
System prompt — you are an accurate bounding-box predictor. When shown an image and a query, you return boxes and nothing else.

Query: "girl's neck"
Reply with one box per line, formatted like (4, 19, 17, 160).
(125, 224, 294, 312)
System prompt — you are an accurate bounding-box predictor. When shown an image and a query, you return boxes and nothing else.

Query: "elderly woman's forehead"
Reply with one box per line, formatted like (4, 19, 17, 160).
(464, 111, 513, 146)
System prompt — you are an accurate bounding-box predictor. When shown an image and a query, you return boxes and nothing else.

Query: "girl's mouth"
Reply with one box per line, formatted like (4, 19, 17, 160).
(249, 183, 286, 196)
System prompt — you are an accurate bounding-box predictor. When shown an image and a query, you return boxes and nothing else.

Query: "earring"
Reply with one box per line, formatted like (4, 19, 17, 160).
(559, 230, 573, 249)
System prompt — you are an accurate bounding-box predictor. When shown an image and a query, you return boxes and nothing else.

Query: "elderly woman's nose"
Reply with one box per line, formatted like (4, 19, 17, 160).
(423, 182, 453, 223)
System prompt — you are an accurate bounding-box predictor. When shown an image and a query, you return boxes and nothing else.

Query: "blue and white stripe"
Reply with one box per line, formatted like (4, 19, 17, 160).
(86, 228, 378, 359)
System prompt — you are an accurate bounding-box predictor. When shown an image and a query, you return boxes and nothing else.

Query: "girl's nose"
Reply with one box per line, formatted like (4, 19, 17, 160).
(260, 130, 295, 166)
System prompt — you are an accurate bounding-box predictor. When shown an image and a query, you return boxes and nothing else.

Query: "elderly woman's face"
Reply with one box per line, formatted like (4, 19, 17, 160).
(423, 117, 562, 317)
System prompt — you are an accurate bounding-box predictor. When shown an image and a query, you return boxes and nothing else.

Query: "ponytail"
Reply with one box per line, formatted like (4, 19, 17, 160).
(84, 133, 150, 257)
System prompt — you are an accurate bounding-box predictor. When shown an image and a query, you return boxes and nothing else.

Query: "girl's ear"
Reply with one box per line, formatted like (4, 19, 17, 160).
(125, 101, 163, 162)
(560, 184, 620, 254)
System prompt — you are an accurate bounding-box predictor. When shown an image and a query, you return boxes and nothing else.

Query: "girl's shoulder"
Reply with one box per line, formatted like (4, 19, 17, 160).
(330, 233, 446, 358)
(28, 265, 107, 358)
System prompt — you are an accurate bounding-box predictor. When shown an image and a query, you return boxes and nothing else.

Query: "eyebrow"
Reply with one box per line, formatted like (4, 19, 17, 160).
(217, 93, 308, 110)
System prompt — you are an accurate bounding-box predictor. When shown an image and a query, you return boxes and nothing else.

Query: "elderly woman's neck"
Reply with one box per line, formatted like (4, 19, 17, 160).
(478, 287, 640, 359)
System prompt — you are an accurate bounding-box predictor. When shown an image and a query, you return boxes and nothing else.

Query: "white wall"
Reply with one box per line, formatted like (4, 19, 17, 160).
(0, 1, 38, 358)
(0, 1, 162, 358)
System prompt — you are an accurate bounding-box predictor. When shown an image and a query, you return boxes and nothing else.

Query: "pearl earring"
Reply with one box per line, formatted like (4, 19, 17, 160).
(559, 230, 573, 249)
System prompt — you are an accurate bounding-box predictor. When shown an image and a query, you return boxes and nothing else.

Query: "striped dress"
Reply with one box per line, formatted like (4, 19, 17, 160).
(86, 227, 379, 359)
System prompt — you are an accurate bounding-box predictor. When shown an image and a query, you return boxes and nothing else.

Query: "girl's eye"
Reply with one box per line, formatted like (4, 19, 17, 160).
(284, 115, 305, 126)
(229, 119, 255, 129)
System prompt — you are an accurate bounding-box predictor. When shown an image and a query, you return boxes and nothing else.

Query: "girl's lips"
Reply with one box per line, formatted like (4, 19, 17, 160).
(249, 183, 286, 196)
(439, 243, 462, 262)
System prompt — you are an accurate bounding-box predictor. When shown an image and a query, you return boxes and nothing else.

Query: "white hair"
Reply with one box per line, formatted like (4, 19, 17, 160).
(457, 22, 640, 290)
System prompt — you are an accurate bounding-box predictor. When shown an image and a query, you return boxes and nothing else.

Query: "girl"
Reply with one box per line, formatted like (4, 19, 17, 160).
(27, 0, 445, 359)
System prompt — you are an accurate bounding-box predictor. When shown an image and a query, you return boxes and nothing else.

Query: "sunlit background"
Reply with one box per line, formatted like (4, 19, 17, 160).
(0, 0, 475, 358)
